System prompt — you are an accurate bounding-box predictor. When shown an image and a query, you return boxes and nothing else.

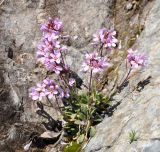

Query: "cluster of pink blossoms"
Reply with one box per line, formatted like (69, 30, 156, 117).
(37, 17, 68, 74)
(93, 28, 118, 50)
(81, 28, 117, 73)
(30, 79, 59, 101)
(30, 18, 75, 101)
(30, 18, 147, 102)
(40, 17, 63, 38)
(81, 52, 110, 73)
(127, 48, 147, 69)
(30, 78, 72, 101)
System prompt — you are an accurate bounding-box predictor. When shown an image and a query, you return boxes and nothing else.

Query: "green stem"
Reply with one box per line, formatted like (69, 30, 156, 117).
(85, 120, 91, 140)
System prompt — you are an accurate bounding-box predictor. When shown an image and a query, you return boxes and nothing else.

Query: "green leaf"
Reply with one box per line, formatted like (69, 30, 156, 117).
(102, 96, 109, 103)
(77, 134, 85, 144)
(128, 130, 139, 144)
(79, 94, 89, 104)
(77, 113, 85, 120)
(89, 126, 96, 137)
(106, 101, 112, 106)
(64, 141, 80, 152)
(91, 108, 96, 115)
(81, 104, 88, 115)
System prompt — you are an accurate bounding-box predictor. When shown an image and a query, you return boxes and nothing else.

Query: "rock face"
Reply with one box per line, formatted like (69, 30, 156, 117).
(85, 0, 160, 151)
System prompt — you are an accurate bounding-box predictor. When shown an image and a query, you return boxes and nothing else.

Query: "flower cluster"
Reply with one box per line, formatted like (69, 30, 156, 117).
(93, 28, 118, 50)
(37, 18, 67, 74)
(40, 17, 63, 37)
(29, 78, 71, 101)
(127, 48, 147, 69)
(29, 78, 59, 100)
(81, 52, 110, 73)
(30, 18, 72, 101)
(30, 82, 47, 101)
(81, 28, 117, 74)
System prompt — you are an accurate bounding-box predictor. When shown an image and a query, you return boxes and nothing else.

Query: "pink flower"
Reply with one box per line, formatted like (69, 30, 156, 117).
(45, 61, 63, 74)
(127, 48, 147, 68)
(37, 38, 60, 53)
(40, 18, 63, 34)
(69, 78, 75, 87)
(81, 52, 110, 73)
(37, 38, 60, 62)
(53, 18, 63, 31)
(49, 51, 61, 64)
(43, 78, 60, 99)
(59, 45, 67, 53)
(29, 78, 62, 101)
(44, 32, 59, 41)
(93, 28, 118, 50)
(29, 83, 47, 101)
(36, 37, 66, 74)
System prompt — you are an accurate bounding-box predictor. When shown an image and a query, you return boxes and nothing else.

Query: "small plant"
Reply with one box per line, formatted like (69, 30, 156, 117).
(128, 130, 139, 144)
(26, 17, 147, 151)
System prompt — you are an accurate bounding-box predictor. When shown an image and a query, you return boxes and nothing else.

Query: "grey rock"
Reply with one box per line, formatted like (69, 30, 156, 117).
(57, 0, 114, 48)
(143, 140, 160, 152)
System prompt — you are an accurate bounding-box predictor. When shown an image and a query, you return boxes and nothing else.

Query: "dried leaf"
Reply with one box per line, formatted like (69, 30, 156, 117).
(40, 131, 60, 138)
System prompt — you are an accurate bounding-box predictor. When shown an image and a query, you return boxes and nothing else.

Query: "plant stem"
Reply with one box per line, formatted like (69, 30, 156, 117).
(55, 96, 64, 115)
(82, 84, 89, 89)
(53, 131, 64, 147)
(99, 44, 104, 57)
(89, 69, 93, 93)
(85, 120, 91, 140)
(61, 52, 65, 65)
(60, 74, 69, 87)
(109, 68, 132, 100)
(119, 68, 132, 88)
(47, 97, 54, 107)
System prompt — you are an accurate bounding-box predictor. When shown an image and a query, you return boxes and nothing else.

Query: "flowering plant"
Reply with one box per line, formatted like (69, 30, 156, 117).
(27, 18, 147, 151)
